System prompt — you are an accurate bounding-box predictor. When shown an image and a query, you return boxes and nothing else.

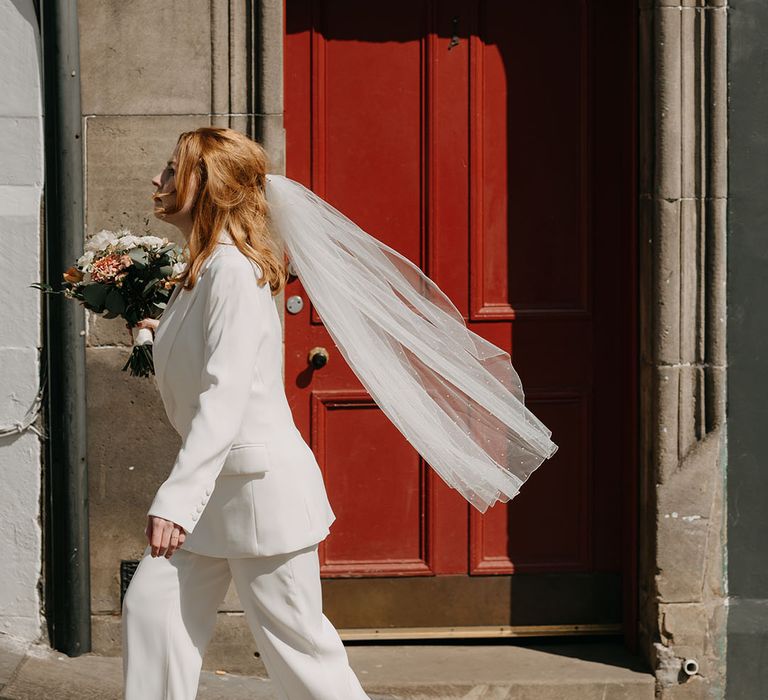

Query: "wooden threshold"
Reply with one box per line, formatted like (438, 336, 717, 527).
(338, 623, 624, 641)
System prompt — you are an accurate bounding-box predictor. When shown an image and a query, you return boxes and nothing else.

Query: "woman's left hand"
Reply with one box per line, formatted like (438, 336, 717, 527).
(126, 317, 159, 337)
(146, 515, 186, 558)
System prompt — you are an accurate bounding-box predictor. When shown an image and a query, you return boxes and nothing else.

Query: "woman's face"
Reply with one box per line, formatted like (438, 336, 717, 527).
(151, 144, 194, 236)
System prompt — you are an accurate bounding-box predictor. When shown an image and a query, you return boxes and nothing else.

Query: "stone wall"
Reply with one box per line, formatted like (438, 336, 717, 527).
(77, 1, 733, 694)
(78, 0, 285, 668)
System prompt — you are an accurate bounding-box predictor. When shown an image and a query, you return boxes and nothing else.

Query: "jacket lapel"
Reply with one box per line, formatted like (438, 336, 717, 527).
(153, 246, 225, 388)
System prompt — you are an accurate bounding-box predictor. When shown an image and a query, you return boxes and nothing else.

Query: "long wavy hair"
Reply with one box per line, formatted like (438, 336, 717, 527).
(158, 127, 287, 296)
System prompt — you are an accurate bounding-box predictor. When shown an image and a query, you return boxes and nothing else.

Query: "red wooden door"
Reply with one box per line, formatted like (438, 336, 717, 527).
(284, 0, 637, 638)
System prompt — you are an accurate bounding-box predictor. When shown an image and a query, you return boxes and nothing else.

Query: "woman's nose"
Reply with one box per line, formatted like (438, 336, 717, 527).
(151, 174, 161, 188)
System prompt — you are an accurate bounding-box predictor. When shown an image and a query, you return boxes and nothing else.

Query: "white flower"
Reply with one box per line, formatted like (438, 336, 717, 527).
(84, 229, 119, 253)
(76, 250, 95, 269)
(114, 234, 141, 251)
(136, 235, 166, 249)
(171, 261, 187, 276)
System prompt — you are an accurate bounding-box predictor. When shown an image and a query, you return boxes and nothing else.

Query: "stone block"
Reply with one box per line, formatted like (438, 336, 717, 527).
(78, 0, 212, 115)
(655, 8, 682, 201)
(84, 114, 211, 237)
(656, 426, 725, 602)
(708, 7, 728, 200)
(87, 310, 135, 348)
(257, 0, 284, 115)
(680, 8, 700, 200)
(654, 365, 681, 482)
(92, 610, 268, 677)
(86, 346, 181, 612)
(677, 364, 701, 453)
(705, 197, 727, 368)
(652, 199, 681, 365)
(253, 114, 286, 174)
(678, 198, 700, 365)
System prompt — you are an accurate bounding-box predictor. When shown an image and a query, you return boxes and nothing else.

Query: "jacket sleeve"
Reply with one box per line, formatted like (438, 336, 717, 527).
(147, 254, 265, 533)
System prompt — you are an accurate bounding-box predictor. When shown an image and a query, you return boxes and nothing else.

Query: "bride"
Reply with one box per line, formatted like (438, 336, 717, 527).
(123, 125, 557, 699)
(122, 127, 369, 699)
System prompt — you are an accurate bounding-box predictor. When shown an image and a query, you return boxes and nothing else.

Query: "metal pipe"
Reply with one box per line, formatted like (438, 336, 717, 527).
(40, 0, 91, 656)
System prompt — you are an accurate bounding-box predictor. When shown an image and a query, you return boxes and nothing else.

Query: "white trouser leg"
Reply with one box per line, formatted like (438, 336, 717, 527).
(228, 544, 370, 700)
(122, 547, 231, 700)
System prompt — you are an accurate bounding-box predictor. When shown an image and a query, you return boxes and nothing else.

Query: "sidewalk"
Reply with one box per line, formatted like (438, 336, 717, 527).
(0, 634, 655, 699)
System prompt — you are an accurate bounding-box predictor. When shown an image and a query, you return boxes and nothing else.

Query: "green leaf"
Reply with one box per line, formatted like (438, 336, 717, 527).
(82, 283, 109, 310)
(105, 287, 126, 315)
(128, 248, 149, 268)
(158, 265, 173, 278)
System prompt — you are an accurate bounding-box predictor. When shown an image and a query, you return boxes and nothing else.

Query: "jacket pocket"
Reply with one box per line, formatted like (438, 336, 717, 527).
(220, 442, 271, 476)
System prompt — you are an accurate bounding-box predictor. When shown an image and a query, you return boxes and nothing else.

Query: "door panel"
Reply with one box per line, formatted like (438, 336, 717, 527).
(284, 0, 636, 635)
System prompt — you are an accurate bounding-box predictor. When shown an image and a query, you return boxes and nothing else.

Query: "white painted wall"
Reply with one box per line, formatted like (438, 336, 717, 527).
(0, 0, 45, 642)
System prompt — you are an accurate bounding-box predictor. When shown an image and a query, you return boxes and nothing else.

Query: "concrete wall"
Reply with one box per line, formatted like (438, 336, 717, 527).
(726, 1, 768, 697)
(0, 0, 45, 642)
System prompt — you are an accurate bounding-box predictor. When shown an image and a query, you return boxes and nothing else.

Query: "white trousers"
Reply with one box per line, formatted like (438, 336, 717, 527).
(122, 543, 370, 700)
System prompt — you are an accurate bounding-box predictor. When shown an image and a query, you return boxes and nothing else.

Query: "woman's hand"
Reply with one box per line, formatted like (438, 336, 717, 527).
(146, 515, 186, 558)
(126, 317, 159, 337)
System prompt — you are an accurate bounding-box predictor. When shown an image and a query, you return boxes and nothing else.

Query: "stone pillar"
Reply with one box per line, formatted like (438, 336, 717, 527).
(638, 1, 728, 697)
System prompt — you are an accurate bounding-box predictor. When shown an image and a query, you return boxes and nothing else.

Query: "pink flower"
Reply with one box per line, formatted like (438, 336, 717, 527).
(91, 253, 129, 283)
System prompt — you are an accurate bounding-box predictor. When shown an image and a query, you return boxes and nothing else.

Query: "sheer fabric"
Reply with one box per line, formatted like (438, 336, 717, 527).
(265, 174, 558, 513)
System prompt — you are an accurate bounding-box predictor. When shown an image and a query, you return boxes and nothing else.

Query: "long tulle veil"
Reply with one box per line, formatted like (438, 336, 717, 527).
(264, 174, 558, 513)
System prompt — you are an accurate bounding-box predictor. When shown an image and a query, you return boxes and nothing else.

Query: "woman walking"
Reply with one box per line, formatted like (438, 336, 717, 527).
(122, 125, 557, 699)
(122, 127, 369, 699)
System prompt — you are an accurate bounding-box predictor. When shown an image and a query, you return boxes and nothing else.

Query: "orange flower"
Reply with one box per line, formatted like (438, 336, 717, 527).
(91, 253, 128, 283)
(63, 266, 84, 284)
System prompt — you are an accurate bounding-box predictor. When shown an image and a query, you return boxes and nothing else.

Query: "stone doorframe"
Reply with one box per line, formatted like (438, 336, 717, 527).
(638, 1, 728, 698)
(249, 2, 729, 697)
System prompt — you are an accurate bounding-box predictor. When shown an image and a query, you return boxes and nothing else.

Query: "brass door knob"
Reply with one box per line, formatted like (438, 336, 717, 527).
(308, 346, 329, 369)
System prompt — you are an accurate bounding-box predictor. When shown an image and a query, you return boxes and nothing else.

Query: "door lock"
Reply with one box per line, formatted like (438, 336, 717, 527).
(308, 346, 329, 369)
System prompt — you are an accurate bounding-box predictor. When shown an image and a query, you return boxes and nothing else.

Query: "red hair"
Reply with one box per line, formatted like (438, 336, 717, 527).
(160, 126, 286, 296)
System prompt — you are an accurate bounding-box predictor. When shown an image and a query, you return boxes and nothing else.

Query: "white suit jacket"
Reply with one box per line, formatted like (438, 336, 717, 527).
(148, 230, 336, 557)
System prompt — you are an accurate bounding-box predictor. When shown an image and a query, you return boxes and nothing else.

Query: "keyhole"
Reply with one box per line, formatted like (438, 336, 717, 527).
(449, 17, 460, 50)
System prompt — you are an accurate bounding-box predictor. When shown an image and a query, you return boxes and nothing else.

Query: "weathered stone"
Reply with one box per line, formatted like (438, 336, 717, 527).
(680, 8, 701, 200)
(678, 198, 700, 366)
(84, 114, 211, 237)
(86, 346, 181, 613)
(655, 8, 682, 201)
(78, 0, 212, 115)
(656, 426, 725, 602)
(708, 8, 728, 199)
(654, 365, 681, 483)
(705, 197, 727, 368)
(653, 199, 682, 365)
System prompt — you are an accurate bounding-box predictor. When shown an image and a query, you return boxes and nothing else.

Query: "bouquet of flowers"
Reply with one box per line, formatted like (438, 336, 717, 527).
(32, 228, 186, 378)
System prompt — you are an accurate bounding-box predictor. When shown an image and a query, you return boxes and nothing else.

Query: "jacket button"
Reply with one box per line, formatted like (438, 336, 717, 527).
(205, 488, 212, 496)
(196, 504, 204, 513)
(191, 513, 198, 522)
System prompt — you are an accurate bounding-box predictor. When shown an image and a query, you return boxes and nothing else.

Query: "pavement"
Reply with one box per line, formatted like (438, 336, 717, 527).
(0, 633, 656, 699)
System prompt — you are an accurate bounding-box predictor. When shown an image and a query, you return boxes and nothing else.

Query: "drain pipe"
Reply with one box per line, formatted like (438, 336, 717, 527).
(40, 0, 91, 655)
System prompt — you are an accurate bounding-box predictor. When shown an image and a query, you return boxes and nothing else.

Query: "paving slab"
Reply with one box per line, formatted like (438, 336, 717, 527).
(0, 636, 655, 700)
